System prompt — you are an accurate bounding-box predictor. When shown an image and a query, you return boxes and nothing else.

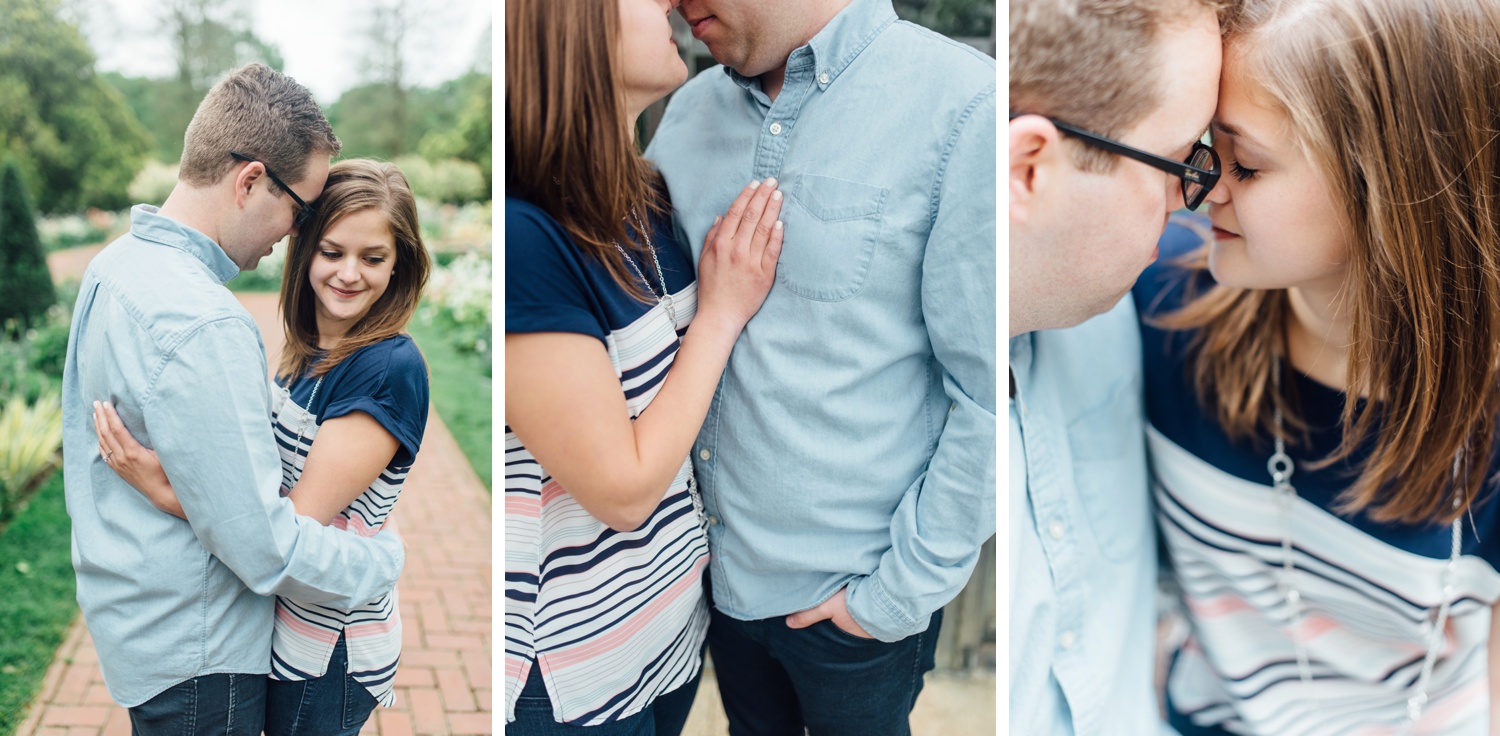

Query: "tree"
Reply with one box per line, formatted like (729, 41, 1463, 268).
(894, 0, 995, 40)
(0, 0, 153, 213)
(418, 75, 492, 191)
(0, 157, 57, 333)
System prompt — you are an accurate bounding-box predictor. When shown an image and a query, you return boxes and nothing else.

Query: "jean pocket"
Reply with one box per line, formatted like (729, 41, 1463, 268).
(777, 174, 887, 301)
(821, 618, 881, 646)
(1064, 378, 1150, 562)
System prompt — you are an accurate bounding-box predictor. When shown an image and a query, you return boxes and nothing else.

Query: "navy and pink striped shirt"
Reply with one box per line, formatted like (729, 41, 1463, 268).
(504, 197, 709, 726)
(1135, 220, 1500, 735)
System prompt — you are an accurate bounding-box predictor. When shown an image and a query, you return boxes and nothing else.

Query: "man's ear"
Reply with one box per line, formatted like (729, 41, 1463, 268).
(1010, 115, 1065, 226)
(232, 161, 264, 209)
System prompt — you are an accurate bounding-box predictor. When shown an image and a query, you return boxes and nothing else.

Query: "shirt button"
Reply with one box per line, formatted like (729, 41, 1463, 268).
(769, 121, 784, 136)
(818, 72, 830, 85)
(699, 448, 711, 461)
(1059, 630, 1077, 650)
(708, 515, 720, 526)
(1048, 520, 1065, 540)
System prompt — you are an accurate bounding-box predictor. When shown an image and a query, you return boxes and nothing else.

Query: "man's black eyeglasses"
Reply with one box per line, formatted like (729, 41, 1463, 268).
(229, 151, 317, 228)
(1009, 113, 1221, 211)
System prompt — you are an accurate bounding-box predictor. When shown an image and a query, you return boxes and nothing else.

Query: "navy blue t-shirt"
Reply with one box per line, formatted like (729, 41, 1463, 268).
(505, 197, 694, 341)
(279, 334, 430, 469)
(1133, 216, 1500, 566)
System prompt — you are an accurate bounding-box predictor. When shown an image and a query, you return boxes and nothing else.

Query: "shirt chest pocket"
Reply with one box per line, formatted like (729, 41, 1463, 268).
(1064, 379, 1150, 562)
(777, 174, 888, 301)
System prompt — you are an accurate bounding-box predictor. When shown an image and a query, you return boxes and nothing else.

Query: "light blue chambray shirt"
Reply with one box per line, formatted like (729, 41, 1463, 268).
(646, 0, 996, 642)
(61, 205, 405, 707)
(1009, 297, 1175, 736)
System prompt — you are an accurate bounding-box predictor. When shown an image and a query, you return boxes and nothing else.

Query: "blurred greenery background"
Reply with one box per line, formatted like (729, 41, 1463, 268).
(0, 0, 491, 728)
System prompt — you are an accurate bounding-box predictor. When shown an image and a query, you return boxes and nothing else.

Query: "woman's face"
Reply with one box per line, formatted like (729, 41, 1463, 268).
(308, 208, 396, 344)
(1203, 43, 1350, 295)
(618, 0, 688, 113)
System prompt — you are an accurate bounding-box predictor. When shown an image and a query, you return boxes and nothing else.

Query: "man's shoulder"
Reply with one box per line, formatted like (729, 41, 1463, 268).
(89, 234, 254, 346)
(878, 22, 995, 90)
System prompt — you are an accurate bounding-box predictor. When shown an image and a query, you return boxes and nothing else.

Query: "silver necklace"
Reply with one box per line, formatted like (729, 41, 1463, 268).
(612, 210, 678, 326)
(612, 210, 706, 532)
(291, 374, 325, 480)
(1269, 359, 1460, 727)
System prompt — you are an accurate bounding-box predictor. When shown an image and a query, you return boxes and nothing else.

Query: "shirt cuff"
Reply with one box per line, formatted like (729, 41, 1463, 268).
(844, 574, 930, 643)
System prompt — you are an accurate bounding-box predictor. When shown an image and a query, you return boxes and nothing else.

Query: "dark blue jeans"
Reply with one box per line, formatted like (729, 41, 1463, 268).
(127, 673, 266, 736)
(264, 634, 378, 736)
(508, 660, 703, 735)
(707, 602, 942, 736)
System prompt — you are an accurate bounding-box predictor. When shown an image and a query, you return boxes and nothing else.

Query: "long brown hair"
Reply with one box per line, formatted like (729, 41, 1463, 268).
(278, 159, 431, 380)
(1159, 0, 1500, 524)
(505, 0, 667, 301)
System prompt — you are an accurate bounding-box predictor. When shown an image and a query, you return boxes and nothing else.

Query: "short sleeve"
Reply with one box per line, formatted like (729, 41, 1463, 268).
(321, 336, 431, 468)
(505, 199, 609, 343)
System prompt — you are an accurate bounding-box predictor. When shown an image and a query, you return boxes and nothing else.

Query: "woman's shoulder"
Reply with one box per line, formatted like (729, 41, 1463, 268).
(505, 197, 573, 257)
(332, 335, 428, 387)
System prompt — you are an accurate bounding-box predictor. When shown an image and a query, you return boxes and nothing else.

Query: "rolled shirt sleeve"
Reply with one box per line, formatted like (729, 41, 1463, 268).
(845, 84, 998, 641)
(141, 316, 403, 607)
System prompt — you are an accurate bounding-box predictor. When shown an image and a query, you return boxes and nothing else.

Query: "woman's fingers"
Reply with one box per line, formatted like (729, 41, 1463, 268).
(748, 188, 784, 260)
(100, 402, 138, 462)
(733, 178, 778, 260)
(761, 219, 785, 275)
(94, 402, 117, 458)
(714, 180, 763, 246)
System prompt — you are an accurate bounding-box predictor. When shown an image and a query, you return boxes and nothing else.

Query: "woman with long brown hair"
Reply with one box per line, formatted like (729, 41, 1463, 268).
(503, 0, 785, 732)
(1134, 0, 1500, 733)
(94, 158, 432, 733)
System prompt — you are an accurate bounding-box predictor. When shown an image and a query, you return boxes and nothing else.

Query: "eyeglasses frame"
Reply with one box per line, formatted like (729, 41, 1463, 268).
(1009, 113, 1221, 210)
(228, 151, 317, 228)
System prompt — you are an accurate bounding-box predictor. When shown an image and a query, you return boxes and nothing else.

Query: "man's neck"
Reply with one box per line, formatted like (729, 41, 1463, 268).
(757, 0, 854, 101)
(157, 183, 222, 245)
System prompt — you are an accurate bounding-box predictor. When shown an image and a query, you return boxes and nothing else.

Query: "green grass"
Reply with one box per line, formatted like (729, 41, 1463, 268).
(0, 472, 77, 734)
(406, 316, 492, 490)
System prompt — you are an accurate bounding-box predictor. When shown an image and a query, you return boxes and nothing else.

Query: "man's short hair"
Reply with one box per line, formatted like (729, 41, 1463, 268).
(178, 63, 341, 188)
(1010, 0, 1226, 171)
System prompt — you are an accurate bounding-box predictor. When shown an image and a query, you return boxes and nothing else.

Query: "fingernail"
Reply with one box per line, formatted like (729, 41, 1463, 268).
(765, 177, 778, 188)
(749, 180, 760, 189)
(774, 220, 784, 230)
(772, 190, 782, 201)
(715, 215, 722, 224)
(94, 401, 100, 410)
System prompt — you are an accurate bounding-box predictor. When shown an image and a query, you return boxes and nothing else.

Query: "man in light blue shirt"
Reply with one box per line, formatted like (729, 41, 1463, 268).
(62, 64, 402, 733)
(1008, 0, 1225, 733)
(648, 0, 994, 731)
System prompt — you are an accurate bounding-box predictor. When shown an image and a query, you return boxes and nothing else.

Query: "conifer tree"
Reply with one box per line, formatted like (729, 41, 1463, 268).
(0, 158, 57, 334)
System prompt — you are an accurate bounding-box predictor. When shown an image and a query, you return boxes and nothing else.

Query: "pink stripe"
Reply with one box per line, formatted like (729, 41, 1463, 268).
(543, 557, 706, 669)
(1185, 593, 1255, 618)
(540, 480, 568, 506)
(276, 605, 341, 645)
(345, 618, 399, 637)
(1415, 677, 1485, 732)
(507, 493, 541, 518)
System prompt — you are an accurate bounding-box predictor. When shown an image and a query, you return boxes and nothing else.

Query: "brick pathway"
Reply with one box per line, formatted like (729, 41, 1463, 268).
(22, 251, 493, 735)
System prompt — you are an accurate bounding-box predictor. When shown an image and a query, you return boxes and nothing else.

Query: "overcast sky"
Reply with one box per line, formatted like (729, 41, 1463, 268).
(78, 0, 493, 103)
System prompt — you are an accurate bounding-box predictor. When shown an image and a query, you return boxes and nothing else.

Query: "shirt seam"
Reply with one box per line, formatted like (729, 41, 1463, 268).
(927, 82, 997, 227)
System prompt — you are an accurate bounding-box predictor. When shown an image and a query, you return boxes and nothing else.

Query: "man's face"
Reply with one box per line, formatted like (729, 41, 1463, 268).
(676, 0, 802, 76)
(1016, 6, 1222, 330)
(229, 155, 328, 272)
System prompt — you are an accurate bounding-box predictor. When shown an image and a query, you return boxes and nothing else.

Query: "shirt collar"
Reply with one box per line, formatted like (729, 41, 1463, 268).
(128, 204, 240, 285)
(723, 0, 898, 94)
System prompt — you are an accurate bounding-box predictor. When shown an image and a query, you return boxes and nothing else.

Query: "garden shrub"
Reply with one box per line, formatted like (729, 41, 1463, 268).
(0, 158, 57, 335)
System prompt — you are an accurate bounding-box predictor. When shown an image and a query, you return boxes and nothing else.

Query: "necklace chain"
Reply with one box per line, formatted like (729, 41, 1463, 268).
(612, 209, 704, 532)
(1269, 359, 1460, 728)
(613, 209, 678, 326)
(291, 374, 325, 483)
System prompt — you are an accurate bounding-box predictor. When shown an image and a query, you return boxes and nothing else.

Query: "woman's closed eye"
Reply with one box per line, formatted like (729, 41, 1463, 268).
(1229, 160, 1259, 182)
